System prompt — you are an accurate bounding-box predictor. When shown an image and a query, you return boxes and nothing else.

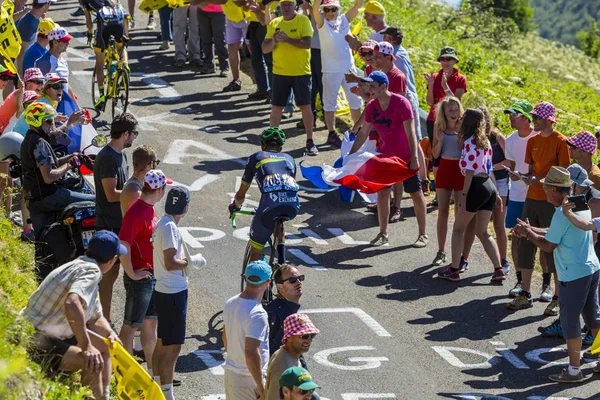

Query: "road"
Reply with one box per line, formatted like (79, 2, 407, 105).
(50, 1, 600, 398)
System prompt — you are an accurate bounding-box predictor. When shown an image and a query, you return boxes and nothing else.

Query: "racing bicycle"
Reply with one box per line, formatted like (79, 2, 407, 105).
(91, 35, 130, 119)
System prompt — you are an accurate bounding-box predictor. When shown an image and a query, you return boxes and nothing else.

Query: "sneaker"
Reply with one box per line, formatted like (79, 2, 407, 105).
(190, 59, 203, 67)
(129, 16, 136, 30)
(548, 369, 586, 383)
(200, 66, 216, 75)
(458, 257, 469, 273)
(305, 140, 318, 156)
(501, 259, 511, 275)
(431, 251, 446, 266)
(491, 268, 506, 283)
(223, 79, 242, 92)
(389, 206, 403, 223)
(71, 6, 84, 16)
(594, 362, 600, 372)
(220, 69, 228, 78)
(147, 15, 156, 30)
(583, 330, 594, 346)
(508, 282, 523, 298)
(159, 41, 169, 50)
(94, 94, 106, 112)
(248, 90, 270, 100)
(327, 132, 342, 147)
(539, 284, 553, 302)
(506, 295, 533, 310)
(174, 59, 185, 68)
(370, 232, 389, 246)
(429, 195, 438, 207)
(437, 265, 460, 281)
(544, 299, 559, 316)
(584, 350, 600, 360)
(413, 233, 428, 248)
(538, 318, 562, 337)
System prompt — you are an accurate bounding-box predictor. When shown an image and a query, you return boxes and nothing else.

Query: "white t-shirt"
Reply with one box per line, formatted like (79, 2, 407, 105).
(504, 129, 538, 202)
(223, 294, 269, 376)
(319, 15, 353, 73)
(369, 29, 384, 43)
(152, 215, 188, 294)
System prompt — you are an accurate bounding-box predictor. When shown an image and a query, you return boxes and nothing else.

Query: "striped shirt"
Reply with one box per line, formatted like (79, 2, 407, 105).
(25, 256, 103, 340)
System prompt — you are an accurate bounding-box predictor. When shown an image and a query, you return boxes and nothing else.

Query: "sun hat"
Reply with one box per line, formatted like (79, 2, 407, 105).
(244, 260, 272, 285)
(165, 185, 190, 215)
(48, 27, 73, 43)
(282, 313, 320, 344)
(22, 90, 39, 105)
(374, 41, 396, 60)
(438, 46, 459, 62)
(540, 166, 572, 188)
(503, 100, 533, 122)
(360, 70, 389, 86)
(567, 164, 594, 187)
(320, 0, 340, 8)
(279, 367, 320, 390)
(360, 39, 378, 51)
(24, 68, 43, 83)
(567, 130, 597, 155)
(530, 101, 556, 124)
(364, 0, 385, 15)
(144, 169, 173, 190)
(87, 230, 128, 260)
(37, 18, 56, 35)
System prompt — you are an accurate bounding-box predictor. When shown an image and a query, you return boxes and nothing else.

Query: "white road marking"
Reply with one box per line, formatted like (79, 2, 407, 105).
(163, 139, 245, 165)
(65, 47, 95, 61)
(180, 227, 226, 249)
(301, 308, 392, 337)
(298, 228, 328, 245)
(135, 113, 203, 131)
(313, 346, 388, 370)
(327, 228, 369, 245)
(130, 72, 182, 102)
(191, 350, 225, 375)
(200, 396, 225, 400)
(342, 395, 396, 400)
(171, 175, 220, 192)
(72, 70, 93, 76)
(287, 249, 326, 270)
(432, 346, 500, 369)
(490, 341, 529, 369)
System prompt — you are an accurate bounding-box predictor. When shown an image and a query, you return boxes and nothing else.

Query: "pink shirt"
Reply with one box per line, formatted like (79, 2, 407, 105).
(0, 90, 18, 133)
(365, 93, 414, 162)
(201, 4, 223, 12)
(459, 136, 493, 175)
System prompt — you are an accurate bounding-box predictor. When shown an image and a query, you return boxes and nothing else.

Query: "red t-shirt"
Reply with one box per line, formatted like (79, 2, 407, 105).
(426, 68, 468, 121)
(119, 199, 157, 270)
(363, 66, 407, 95)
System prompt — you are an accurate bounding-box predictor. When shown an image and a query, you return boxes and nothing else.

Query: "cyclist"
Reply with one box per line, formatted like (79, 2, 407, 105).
(81, 0, 130, 111)
(229, 127, 300, 265)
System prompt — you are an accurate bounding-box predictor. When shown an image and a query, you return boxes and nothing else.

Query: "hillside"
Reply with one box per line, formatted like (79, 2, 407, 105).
(530, 0, 600, 46)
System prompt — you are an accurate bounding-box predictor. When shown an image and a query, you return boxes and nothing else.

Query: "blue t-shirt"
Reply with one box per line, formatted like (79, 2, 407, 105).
(394, 44, 416, 96)
(545, 207, 600, 282)
(23, 42, 46, 72)
(16, 12, 40, 44)
(241, 151, 298, 194)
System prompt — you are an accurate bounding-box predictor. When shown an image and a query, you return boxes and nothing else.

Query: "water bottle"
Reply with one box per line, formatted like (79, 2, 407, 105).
(108, 64, 116, 81)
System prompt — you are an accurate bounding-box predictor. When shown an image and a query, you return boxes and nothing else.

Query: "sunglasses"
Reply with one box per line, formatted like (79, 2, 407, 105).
(299, 333, 317, 340)
(439, 57, 454, 62)
(49, 84, 63, 90)
(360, 50, 374, 57)
(150, 159, 160, 166)
(297, 389, 315, 395)
(0, 75, 12, 81)
(279, 275, 305, 284)
(323, 7, 338, 12)
(531, 114, 543, 121)
(130, 129, 139, 137)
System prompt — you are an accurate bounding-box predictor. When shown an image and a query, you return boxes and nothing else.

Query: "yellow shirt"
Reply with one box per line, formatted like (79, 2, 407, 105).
(265, 14, 313, 76)
(222, 0, 245, 23)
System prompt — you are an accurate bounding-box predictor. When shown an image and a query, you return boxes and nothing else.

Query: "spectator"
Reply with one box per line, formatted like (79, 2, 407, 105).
(244, 0, 272, 100)
(25, 230, 125, 400)
(16, 0, 53, 76)
(157, 5, 173, 50)
(313, 0, 363, 147)
(222, 0, 250, 91)
(513, 166, 600, 383)
(118, 169, 171, 379)
(173, 6, 201, 67)
(265, 314, 319, 400)
(265, 265, 304, 355)
(263, 0, 316, 155)
(223, 260, 272, 399)
(93, 113, 138, 324)
(0, 68, 43, 133)
(437, 108, 504, 282)
(349, 71, 427, 248)
(198, 4, 229, 75)
(22, 18, 55, 72)
(567, 130, 600, 189)
(297, 0, 321, 130)
(152, 186, 205, 399)
(345, 0, 386, 50)
(503, 100, 536, 298)
(121, 144, 159, 214)
(507, 101, 570, 314)
(279, 367, 321, 400)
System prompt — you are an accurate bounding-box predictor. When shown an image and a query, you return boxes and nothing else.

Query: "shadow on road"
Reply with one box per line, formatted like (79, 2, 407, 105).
(176, 311, 224, 374)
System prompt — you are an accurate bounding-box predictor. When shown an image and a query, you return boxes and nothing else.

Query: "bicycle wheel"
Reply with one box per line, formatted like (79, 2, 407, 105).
(111, 67, 130, 120)
(91, 66, 98, 105)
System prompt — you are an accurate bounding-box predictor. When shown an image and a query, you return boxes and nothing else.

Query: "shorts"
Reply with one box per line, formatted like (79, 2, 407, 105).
(271, 74, 312, 107)
(426, 120, 440, 167)
(435, 158, 464, 191)
(123, 273, 157, 328)
(29, 332, 78, 374)
(495, 176, 510, 197)
(505, 200, 525, 229)
(465, 176, 497, 213)
(517, 198, 556, 272)
(559, 270, 600, 340)
(224, 369, 257, 400)
(225, 18, 249, 45)
(322, 70, 362, 112)
(155, 289, 188, 346)
(250, 192, 300, 250)
(402, 173, 421, 194)
(94, 22, 125, 51)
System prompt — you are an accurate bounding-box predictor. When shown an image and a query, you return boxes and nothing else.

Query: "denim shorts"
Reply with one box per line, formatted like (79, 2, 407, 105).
(155, 289, 188, 345)
(123, 273, 157, 328)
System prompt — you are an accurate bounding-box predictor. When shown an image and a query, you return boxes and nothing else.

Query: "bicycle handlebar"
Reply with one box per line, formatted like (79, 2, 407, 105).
(231, 209, 255, 229)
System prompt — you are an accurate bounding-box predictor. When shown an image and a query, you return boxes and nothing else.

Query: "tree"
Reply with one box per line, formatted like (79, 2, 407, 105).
(465, 0, 534, 33)
(577, 20, 600, 59)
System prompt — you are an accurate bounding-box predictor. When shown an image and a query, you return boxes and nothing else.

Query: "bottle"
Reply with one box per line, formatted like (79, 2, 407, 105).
(109, 64, 116, 81)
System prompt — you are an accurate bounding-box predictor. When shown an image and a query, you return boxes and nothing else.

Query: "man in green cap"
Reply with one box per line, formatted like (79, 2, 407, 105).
(503, 99, 537, 299)
(279, 366, 320, 400)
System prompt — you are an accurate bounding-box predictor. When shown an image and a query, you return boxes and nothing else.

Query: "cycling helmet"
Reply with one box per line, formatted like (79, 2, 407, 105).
(0, 132, 24, 161)
(260, 127, 286, 146)
(24, 101, 57, 128)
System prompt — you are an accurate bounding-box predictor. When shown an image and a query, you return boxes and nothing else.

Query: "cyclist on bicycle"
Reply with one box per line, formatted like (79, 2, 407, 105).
(229, 127, 300, 265)
(81, 0, 130, 111)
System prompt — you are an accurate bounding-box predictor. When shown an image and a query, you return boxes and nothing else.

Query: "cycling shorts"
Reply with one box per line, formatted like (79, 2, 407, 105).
(94, 22, 125, 51)
(249, 191, 300, 250)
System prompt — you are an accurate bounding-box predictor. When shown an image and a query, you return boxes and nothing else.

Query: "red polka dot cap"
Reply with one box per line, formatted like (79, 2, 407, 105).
(530, 101, 556, 124)
(144, 169, 173, 190)
(567, 130, 597, 155)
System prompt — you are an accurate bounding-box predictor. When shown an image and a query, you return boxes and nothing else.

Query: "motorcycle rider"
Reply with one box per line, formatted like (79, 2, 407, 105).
(20, 101, 95, 278)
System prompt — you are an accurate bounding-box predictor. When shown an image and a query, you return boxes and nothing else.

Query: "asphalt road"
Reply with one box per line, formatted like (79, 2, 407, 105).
(47, 2, 600, 398)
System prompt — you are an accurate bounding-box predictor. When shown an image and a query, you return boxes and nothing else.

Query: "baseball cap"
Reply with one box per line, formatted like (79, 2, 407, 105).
(438, 46, 459, 62)
(364, 0, 385, 15)
(567, 164, 594, 187)
(504, 100, 533, 122)
(279, 367, 320, 390)
(43, 73, 67, 87)
(567, 130, 597, 155)
(360, 70, 389, 86)
(87, 230, 128, 260)
(22, 90, 39, 105)
(165, 185, 190, 215)
(530, 101, 557, 124)
(24, 67, 43, 83)
(48, 27, 73, 43)
(244, 260, 272, 284)
(282, 313, 320, 344)
(144, 169, 173, 190)
(37, 18, 56, 36)
(374, 41, 396, 60)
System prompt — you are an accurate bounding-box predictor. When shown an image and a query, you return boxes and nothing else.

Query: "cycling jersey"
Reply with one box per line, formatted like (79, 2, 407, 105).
(82, 0, 129, 50)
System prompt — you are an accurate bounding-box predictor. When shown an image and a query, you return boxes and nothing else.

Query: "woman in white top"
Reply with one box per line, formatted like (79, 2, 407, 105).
(313, 0, 363, 146)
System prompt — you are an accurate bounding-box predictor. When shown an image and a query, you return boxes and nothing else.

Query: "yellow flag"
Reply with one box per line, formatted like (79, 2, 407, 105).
(591, 331, 600, 355)
(0, 45, 17, 75)
(0, 0, 22, 59)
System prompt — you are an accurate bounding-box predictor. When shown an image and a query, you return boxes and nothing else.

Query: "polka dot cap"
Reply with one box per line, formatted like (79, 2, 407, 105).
(144, 169, 173, 189)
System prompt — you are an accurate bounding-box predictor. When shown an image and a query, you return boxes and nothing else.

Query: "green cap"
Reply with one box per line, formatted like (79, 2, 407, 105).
(279, 367, 321, 390)
(504, 100, 534, 122)
(438, 46, 459, 62)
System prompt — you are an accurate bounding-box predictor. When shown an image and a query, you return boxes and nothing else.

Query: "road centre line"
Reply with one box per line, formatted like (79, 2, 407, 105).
(301, 308, 392, 337)
(287, 249, 327, 271)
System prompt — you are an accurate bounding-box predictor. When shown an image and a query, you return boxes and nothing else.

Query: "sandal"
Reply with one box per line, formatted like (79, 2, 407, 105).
(365, 203, 378, 213)
(389, 206, 403, 223)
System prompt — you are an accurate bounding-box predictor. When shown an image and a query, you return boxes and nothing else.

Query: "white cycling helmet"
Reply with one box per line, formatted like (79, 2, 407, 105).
(0, 132, 24, 161)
